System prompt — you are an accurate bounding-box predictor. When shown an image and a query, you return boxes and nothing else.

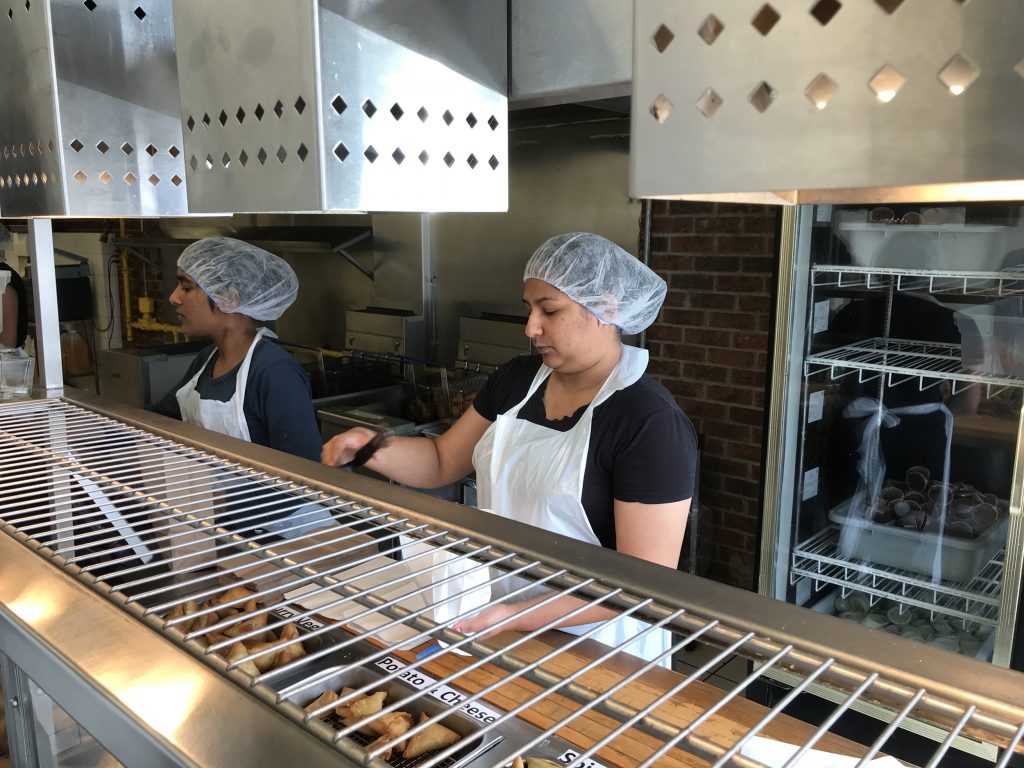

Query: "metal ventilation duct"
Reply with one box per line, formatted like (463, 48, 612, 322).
(172, 0, 508, 214)
(631, 0, 1024, 205)
(0, 0, 189, 217)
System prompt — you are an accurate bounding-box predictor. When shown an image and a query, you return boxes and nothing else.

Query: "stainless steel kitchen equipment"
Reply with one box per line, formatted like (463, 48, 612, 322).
(0, 0, 189, 217)
(456, 314, 530, 368)
(2, 393, 1024, 767)
(171, 0, 507, 214)
(98, 342, 205, 409)
(630, 0, 1024, 204)
(346, 309, 426, 360)
(758, 202, 1024, 759)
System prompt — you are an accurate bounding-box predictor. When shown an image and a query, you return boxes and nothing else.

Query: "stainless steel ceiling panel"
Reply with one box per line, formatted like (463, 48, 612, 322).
(631, 0, 1024, 204)
(510, 0, 632, 107)
(0, 0, 188, 217)
(171, 0, 322, 214)
(173, 0, 507, 214)
(0, 1, 65, 216)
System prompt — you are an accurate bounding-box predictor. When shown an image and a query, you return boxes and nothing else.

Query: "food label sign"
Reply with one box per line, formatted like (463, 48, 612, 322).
(374, 656, 501, 725)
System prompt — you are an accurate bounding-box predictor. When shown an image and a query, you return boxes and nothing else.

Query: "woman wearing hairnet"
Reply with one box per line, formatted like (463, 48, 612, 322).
(323, 233, 697, 664)
(154, 237, 321, 462)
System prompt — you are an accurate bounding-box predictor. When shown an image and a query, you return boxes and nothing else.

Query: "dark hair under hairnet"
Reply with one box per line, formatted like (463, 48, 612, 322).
(523, 233, 667, 334)
(177, 237, 298, 321)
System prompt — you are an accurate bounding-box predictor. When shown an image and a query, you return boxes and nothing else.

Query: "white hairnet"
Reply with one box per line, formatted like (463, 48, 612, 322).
(524, 233, 667, 334)
(177, 237, 298, 321)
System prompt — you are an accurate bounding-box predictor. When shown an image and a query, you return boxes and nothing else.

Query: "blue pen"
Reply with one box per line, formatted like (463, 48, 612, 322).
(416, 643, 442, 660)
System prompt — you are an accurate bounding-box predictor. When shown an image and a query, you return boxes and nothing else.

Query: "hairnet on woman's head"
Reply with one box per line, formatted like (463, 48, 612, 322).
(524, 233, 667, 334)
(177, 237, 299, 321)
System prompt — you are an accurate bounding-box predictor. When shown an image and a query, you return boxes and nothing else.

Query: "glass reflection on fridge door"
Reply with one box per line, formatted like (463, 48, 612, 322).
(770, 202, 1024, 667)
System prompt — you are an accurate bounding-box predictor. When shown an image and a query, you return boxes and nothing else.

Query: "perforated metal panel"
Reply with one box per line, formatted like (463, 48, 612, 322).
(172, 0, 508, 214)
(631, 0, 1024, 204)
(0, 0, 188, 217)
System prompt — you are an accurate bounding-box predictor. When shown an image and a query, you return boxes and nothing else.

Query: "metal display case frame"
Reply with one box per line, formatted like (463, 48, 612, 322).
(0, 392, 1023, 767)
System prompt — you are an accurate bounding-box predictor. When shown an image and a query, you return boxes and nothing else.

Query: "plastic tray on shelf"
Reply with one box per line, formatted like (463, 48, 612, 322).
(955, 296, 1024, 377)
(829, 500, 1008, 584)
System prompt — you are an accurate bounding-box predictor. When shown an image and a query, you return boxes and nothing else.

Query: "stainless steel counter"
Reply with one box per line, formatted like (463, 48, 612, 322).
(1, 393, 1023, 767)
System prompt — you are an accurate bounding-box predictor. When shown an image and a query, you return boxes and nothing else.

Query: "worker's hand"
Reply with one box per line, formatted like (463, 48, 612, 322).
(321, 427, 381, 467)
(451, 603, 519, 640)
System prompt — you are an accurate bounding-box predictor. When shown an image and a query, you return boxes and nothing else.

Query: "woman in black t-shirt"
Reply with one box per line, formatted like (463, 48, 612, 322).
(0, 261, 29, 349)
(322, 233, 697, 663)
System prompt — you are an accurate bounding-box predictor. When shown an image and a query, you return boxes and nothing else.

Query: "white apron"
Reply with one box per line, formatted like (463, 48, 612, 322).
(175, 327, 333, 538)
(472, 344, 672, 666)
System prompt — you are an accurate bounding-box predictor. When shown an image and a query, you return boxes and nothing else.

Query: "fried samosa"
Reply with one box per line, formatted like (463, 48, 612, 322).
(364, 711, 413, 761)
(225, 642, 260, 677)
(402, 711, 460, 759)
(304, 690, 339, 719)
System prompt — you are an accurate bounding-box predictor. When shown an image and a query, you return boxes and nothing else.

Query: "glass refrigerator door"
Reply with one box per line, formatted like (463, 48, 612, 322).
(764, 203, 1024, 669)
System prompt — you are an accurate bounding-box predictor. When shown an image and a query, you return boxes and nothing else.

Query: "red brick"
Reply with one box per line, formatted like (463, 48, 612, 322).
(662, 379, 706, 400)
(707, 310, 757, 330)
(718, 236, 770, 255)
(706, 384, 754, 406)
(661, 341, 708, 362)
(715, 274, 767, 293)
(682, 362, 730, 383)
(697, 216, 744, 234)
(742, 214, 778, 234)
(649, 253, 694, 271)
(661, 307, 707, 327)
(707, 347, 757, 368)
(652, 215, 696, 234)
(705, 491, 749, 514)
(684, 327, 732, 347)
(738, 295, 772, 314)
(690, 293, 738, 311)
(648, 359, 682, 380)
(649, 236, 672, 254)
(672, 201, 715, 214)
(733, 332, 770, 350)
(729, 368, 766, 386)
(651, 201, 671, 216)
(716, 202, 771, 214)
(730, 405, 764, 426)
(671, 235, 716, 253)
(740, 255, 776, 271)
(724, 441, 763, 463)
(670, 272, 714, 291)
(646, 324, 683, 342)
(684, 399, 730, 420)
(695, 255, 741, 272)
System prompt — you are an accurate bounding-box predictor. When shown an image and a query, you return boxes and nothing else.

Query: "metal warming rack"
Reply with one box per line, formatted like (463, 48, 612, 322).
(2, 395, 1024, 767)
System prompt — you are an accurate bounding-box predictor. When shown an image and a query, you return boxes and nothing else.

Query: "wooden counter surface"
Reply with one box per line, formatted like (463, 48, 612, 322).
(387, 631, 877, 767)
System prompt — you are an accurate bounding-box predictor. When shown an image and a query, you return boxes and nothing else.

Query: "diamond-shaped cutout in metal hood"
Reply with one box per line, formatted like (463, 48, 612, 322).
(172, 0, 508, 214)
(630, 0, 1024, 205)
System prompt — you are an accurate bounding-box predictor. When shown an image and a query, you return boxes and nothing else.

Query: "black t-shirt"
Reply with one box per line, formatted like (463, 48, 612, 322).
(0, 263, 29, 348)
(473, 353, 697, 550)
(154, 338, 322, 462)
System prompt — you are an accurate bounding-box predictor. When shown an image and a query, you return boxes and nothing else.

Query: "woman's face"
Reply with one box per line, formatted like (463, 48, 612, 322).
(169, 269, 218, 337)
(522, 278, 615, 372)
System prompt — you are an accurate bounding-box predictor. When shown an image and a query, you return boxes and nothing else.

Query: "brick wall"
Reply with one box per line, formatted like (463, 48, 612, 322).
(644, 201, 779, 590)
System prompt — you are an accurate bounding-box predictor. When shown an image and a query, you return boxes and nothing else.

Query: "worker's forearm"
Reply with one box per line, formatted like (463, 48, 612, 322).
(506, 594, 617, 633)
(363, 435, 461, 488)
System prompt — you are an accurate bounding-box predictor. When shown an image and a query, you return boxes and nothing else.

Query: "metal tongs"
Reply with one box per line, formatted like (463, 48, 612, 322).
(342, 430, 388, 469)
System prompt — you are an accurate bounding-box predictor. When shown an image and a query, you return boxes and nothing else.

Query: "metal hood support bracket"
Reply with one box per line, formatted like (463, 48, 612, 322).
(0, 0, 190, 218)
(630, 0, 1024, 205)
(172, 0, 508, 214)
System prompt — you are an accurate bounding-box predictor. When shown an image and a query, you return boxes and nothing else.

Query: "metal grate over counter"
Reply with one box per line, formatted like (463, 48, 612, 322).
(1, 397, 1024, 767)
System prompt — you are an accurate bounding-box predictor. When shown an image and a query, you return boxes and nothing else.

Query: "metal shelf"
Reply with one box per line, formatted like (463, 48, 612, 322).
(811, 265, 1024, 297)
(805, 337, 1024, 396)
(792, 527, 1003, 628)
(2, 397, 1024, 767)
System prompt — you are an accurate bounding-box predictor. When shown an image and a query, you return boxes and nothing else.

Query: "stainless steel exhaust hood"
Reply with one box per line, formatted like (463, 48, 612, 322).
(630, 0, 1024, 205)
(0, 0, 189, 218)
(172, 0, 508, 214)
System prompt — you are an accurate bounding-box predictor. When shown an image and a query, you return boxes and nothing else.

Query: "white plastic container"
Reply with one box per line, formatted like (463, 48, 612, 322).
(955, 297, 1024, 377)
(830, 505, 1007, 583)
(836, 223, 1011, 272)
